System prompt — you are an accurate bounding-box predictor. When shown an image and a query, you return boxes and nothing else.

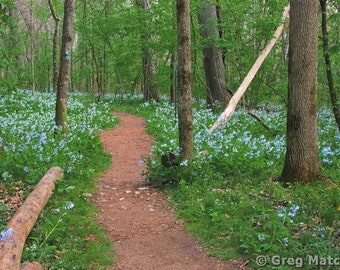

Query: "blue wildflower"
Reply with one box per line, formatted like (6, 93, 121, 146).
(1, 228, 13, 241)
(288, 205, 300, 217)
(258, 234, 266, 241)
(283, 237, 289, 247)
(64, 201, 74, 210)
(278, 208, 286, 217)
(39, 133, 47, 145)
(180, 160, 188, 166)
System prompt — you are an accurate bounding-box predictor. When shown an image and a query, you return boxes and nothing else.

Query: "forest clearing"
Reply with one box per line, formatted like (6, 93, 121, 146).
(1, 0, 340, 269)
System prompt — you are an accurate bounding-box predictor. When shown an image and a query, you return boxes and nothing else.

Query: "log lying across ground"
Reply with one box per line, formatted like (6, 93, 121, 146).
(0, 167, 63, 270)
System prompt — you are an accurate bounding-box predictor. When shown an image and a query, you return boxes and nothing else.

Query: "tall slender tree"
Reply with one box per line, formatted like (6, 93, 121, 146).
(136, 0, 160, 101)
(55, 0, 75, 134)
(48, 0, 60, 93)
(320, 0, 340, 132)
(177, 0, 193, 160)
(198, 0, 229, 108)
(281, 0, 320, 183)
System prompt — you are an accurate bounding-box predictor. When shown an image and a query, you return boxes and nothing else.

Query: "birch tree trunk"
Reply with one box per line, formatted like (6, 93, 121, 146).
(55, 0, 75, 134)
(177, 0, 193, 160)
(281, 0, 320, 183)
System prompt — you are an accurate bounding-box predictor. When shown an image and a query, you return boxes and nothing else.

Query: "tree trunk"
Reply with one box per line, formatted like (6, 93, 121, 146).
(281, 0, 320, 184)
(0, 167, 63, 270)
(55, 0, 75, 134)
(29, 0, 35, 95)
(320, 0, 340, 132)
(48, 0, 60, 93)
(177, 0, 193, 161)
(137, 0, 160, 102)
(198, 0, 229, 108)
(170, 51, 177, 103)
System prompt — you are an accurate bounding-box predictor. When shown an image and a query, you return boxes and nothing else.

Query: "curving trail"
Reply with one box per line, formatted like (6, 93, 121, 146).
(93, 112, 246, 270)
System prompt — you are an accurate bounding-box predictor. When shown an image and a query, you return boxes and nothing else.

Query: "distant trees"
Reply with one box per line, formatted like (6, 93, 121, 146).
(281, 0, 320, 183)
(0, 0, 19, 91)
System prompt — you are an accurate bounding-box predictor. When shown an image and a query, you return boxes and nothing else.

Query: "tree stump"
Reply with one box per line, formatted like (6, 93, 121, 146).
(0, 167, 63, 270)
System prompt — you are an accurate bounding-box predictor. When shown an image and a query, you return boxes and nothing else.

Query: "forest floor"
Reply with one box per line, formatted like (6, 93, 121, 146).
(92, 112, 248, 270)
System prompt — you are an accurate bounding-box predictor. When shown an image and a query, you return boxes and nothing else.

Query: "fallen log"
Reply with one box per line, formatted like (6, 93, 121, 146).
(209, 5, 290, 132)
(0, 166, 63, 270)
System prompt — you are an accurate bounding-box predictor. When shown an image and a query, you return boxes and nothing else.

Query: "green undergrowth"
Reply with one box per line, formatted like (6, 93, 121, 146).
(0, 90, 117, 269)
(22, 141, 114, 269)
(107, 94, 340, 270)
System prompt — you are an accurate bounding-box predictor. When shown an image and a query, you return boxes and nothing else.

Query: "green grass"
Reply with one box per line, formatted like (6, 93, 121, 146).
(22, 136, 115, 269)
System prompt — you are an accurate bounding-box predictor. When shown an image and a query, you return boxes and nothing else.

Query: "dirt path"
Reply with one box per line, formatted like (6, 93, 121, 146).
(93, 112, 244, 270)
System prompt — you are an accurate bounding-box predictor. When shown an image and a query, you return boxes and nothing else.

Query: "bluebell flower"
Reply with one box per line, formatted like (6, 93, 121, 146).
(1, 228, 13, 241)
(258, 234, 266, 241)
(180, 159, 188, 166)
(244, 134, 252, 143)
(64, 201, 74, 210)
(321, 146, 333, 157)
(23, 167, 29, 173)
(278, 208, 286, 217)
(288, 205, 300, 217)
(283, 237, 289, 247)
(322, 159, 332, 165)
(39, 133, 47, 145)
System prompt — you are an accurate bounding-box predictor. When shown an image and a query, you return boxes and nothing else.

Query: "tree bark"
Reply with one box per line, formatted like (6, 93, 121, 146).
(137, 0, 160, 102)
(198, 0, 229, 108)
(55, 0, 75, 134)
(29, 0, 35, 95)
(281, 0, 320, 183)
(48, 0, 60, 93)
(177, 0, 193, 160)
(0, 167, 63, 270)
(209, 5, 290, 132)
(170, 51, 177, 103)
(320, 0, 340, 132)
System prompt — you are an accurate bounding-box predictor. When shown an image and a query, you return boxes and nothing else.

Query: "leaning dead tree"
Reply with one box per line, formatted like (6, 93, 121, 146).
(0, 167, 63, 270)
(209, 5, 290, 132)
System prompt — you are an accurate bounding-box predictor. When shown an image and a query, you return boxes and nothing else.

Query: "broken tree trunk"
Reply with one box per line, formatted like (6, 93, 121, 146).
(0, 167, 63, 270)
(209, 5, 290, 132)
